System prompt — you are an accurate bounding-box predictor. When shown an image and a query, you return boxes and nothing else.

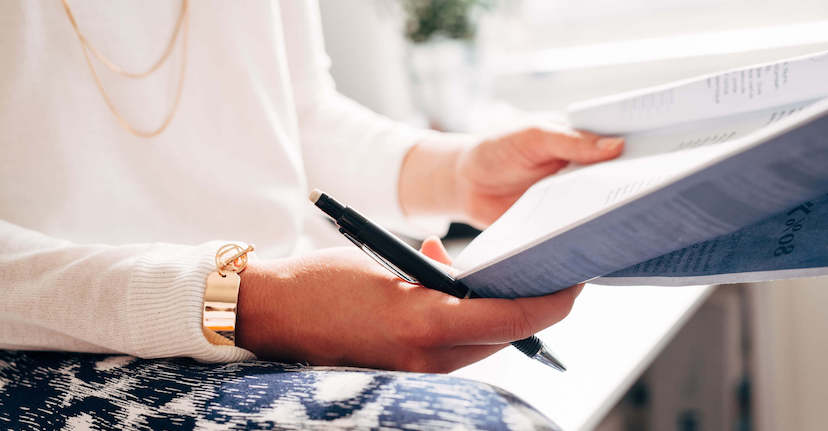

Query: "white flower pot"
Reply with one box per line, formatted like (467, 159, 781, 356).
(406, 37, 481, 132)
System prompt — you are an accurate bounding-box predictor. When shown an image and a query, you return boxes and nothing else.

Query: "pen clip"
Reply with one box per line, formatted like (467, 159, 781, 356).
(340, 229, 421, 285)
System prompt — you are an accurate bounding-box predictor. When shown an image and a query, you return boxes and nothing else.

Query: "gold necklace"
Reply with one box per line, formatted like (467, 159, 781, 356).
(62, 0, 189, 138)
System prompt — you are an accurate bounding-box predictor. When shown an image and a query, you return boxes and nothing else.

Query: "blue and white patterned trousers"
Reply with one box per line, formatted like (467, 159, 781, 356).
(0, 350, 558, 430)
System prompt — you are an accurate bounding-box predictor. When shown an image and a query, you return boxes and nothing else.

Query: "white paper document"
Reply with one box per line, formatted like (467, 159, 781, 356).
(455, 49, 828, 298)
(568, 49, 828, 134)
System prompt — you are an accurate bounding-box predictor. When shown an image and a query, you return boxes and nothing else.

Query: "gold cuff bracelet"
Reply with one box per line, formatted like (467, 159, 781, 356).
(203, 243, 254, 346)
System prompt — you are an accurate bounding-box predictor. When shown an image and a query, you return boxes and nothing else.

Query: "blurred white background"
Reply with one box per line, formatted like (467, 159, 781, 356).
(320, 0, 828, 125)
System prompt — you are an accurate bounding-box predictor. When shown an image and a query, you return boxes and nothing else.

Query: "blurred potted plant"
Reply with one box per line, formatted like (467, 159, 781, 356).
(400, 0, 494, 131)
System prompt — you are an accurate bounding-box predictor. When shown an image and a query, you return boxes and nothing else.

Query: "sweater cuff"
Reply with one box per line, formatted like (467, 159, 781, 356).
(361, 129, 465, 239)
(126, 241, 256, 363)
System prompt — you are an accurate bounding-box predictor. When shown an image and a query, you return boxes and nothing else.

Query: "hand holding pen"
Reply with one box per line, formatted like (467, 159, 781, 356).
(310, 189, 578, 371)
(231, 192, 582, 372)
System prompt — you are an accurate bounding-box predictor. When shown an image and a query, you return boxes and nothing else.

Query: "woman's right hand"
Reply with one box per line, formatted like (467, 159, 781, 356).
(235, 238, 583, 373)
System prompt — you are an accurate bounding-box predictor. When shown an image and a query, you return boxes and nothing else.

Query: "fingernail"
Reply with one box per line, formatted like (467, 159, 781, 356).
(596, 137, 624, 151)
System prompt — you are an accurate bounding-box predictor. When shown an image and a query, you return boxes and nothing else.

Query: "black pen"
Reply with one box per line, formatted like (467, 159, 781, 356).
(309, 189, 566, 372)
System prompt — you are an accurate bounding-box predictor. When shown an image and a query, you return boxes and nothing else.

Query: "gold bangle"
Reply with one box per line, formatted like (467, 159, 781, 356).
(203, 243, 254, 346)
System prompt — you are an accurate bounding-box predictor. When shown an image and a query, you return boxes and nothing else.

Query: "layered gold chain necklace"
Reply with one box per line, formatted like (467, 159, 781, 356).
(61, 0, 189, 138)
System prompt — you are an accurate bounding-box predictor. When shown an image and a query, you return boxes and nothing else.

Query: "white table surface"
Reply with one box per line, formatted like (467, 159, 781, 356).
(451, 283, 714, 431)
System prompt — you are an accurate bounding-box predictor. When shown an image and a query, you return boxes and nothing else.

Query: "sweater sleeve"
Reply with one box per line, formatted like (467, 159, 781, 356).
(279, 0, 456, 237)
(0, 219, 254, 363)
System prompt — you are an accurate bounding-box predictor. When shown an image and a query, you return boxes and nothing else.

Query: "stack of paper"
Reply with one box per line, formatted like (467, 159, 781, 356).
(456, 50, 828, 298)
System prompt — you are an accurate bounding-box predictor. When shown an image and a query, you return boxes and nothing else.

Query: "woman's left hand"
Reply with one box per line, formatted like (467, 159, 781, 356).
(400, 125, 624, 228)
(455, 126, 624, 227)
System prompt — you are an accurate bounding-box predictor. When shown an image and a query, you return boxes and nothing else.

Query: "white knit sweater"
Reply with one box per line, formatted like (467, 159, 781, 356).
(0, 1, 446, 362)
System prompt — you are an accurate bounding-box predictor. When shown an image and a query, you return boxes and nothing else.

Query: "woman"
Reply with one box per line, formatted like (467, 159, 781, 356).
(0, 0, 626, 370)
(0, 1, 622, 427)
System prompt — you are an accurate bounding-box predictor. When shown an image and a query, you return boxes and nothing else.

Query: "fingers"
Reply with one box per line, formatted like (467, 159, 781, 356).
(440, 344, 510, 372)
(395, 343, 509, 374)
(419, 236, 453, 265)
(389, 284, 584, 373)
(431, 284, 583, 345)
(514, 127, 624, 165)
(446, 343, 510, 369)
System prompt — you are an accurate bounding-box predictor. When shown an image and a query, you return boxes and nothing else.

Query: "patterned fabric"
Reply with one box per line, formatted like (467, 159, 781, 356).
(0, 350, 558, 430)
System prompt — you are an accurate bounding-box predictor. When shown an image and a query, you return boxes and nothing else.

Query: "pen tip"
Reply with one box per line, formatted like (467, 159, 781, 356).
(535, 346, 567, 372)
(308, 189, 323, 204)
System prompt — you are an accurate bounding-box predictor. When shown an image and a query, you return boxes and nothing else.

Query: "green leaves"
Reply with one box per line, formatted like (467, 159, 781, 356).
(400, 0, 494, 43)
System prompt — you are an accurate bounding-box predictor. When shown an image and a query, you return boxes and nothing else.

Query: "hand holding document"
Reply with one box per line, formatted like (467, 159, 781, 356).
(454, 49, 828, 298)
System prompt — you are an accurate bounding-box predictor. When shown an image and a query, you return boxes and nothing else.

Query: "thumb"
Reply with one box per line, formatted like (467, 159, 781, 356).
(419, 236, 453, 265)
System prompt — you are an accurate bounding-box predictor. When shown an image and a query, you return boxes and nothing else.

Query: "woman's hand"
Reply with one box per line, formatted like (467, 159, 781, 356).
(235, 238, 583, 373)
(400, 126, 624, 228)
(455, 127, 624, 227)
